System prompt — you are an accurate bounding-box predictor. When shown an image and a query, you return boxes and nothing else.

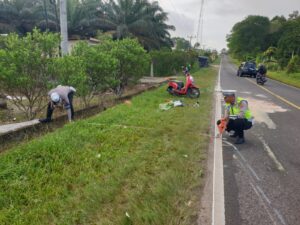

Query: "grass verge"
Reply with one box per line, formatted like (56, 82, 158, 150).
(267, 71, 300, 88)
(228, 55, 241, 67)
(0, 67, 217, 225)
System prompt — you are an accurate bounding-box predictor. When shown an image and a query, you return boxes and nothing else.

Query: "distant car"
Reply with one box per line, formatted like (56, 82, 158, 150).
(237, 62, 257, 78)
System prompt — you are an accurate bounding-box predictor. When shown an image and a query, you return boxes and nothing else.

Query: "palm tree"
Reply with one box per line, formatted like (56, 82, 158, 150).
(98, 0, 175, 49)
(0, 0, 174, 50)
(67, 0, 104, 37)
(0, 0, 58, 34)
(0, 0, 20, 33)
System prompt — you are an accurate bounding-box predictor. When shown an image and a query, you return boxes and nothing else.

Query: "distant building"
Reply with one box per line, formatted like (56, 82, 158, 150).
(68, 37, 101, 53)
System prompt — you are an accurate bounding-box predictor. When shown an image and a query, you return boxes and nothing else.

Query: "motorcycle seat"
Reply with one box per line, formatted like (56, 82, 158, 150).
(176, 81, 184, 90)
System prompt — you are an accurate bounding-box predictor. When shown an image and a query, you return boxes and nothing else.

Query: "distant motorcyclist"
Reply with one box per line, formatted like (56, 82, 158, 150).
(257, 63, 267, 75)
(256, 63, 267, 85)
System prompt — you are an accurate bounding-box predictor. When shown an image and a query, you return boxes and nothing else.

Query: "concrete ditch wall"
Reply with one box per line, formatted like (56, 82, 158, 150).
(0, 82, 162, 152)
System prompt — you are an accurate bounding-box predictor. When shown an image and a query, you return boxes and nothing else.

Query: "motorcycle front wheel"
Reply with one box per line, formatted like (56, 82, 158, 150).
(167, 86, 174, 95)
(187, 88, 200, 98)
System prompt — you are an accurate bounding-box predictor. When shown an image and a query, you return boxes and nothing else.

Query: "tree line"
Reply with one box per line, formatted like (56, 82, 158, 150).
(0, 0, 174, 50)
(227, 11, 300, 72)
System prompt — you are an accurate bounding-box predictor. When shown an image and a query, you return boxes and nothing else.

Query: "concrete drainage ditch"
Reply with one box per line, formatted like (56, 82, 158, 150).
(0, 83, 162, 152)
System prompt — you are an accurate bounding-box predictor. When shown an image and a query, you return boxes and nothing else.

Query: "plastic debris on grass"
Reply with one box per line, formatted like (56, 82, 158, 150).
(159, 100, 184, 111)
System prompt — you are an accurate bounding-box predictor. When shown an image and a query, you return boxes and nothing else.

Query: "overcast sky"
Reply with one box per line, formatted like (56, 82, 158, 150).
(155, 0, 300, 51)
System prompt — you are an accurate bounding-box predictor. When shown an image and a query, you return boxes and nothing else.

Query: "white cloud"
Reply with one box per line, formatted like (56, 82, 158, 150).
(158, 0, 300, 51)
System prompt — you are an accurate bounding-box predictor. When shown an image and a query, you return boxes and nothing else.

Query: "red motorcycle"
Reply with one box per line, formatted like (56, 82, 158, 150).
(167, 72, 200, 98)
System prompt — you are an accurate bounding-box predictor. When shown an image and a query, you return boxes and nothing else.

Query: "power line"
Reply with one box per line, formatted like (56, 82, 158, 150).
(187, 35, 196, 48)
(196, 0, 205, 46)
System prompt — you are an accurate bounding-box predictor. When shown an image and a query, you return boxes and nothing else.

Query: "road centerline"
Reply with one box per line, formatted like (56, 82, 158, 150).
(245, 78, 300, 111)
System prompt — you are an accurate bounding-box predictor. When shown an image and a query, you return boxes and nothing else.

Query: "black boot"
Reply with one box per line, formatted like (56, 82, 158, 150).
(229, 132, 238, 138)
(39, 118, 52, 123)
(235, 137, 245, 144)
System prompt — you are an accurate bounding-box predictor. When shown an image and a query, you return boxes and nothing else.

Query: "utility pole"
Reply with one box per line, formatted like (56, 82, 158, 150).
(50, 0, 59, 32)
(196, 0, 204, 47)
(187, 35, 196, 49)
(60, 0, 69, 55)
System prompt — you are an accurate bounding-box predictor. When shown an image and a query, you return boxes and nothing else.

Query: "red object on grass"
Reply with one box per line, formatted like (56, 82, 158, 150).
(167, 72, 200, 98)
(218, 118, 227, 135)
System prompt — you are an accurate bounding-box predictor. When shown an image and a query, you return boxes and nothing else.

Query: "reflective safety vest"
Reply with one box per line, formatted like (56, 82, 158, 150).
(225, 97, 252, 120)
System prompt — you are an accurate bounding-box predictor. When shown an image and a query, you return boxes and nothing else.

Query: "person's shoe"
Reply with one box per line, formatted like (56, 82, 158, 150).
(39, 118, 52, 123)
(235, 137, 245, 144)
(229, 132, 238, 138)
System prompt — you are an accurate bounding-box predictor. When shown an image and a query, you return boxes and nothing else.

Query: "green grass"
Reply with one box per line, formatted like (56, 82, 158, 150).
(212, 57, 221, 65)
(267, 71, 300, 88)
(0, 67, 217, 225)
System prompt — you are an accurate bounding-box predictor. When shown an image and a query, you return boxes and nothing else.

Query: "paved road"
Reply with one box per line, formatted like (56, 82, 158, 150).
(220, 55, 300, 225)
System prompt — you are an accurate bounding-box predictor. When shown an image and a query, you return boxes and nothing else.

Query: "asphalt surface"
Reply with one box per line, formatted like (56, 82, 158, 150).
(220, 55, 300, 225)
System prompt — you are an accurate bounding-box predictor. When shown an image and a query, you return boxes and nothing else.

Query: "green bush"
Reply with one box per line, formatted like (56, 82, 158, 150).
(50, 55, 89, 105)
(0, 29, 60, 119)
(0, 32, 151, 119)
(286, 55, 300, 74)
(150, 49, 198, 76)
(96, 38, 150, 95)
(71, 41, 119, 105)
(266, 62, 280, 71)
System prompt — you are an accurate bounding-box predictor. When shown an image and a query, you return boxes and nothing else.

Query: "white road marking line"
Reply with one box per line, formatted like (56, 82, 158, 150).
(255, 94, 268, 98)
(256, 185, 271, 205)
(273, 208, 287, 225)
(247, 165, 261, 181)
(224, 141, 260, 181)
(246, 78, 300, 111)
(250, 182, 279, 225)
(225, 141, 287, 225)
(257, 136, 285, 172)
(211, 58, 225, 225)
(240, 91, 252, 94)
(256, 184, 287, 225)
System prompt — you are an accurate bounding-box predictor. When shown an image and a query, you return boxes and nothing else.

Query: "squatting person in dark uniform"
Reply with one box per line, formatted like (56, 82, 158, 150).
(39, 85, 76, 123)
(222, 90, 254, 144)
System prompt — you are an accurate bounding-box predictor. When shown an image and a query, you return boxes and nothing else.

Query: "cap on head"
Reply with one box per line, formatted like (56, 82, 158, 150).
(222, 90, 236, 97)
(50, 92, 60, 103)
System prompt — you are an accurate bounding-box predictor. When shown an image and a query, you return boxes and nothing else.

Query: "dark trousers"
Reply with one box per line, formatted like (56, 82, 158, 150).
(46, 92, 74, 120)
(226, 118, 252, 138)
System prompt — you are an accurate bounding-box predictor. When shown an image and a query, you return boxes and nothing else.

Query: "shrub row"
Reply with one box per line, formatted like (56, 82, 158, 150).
(0, 29, 150, 119)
